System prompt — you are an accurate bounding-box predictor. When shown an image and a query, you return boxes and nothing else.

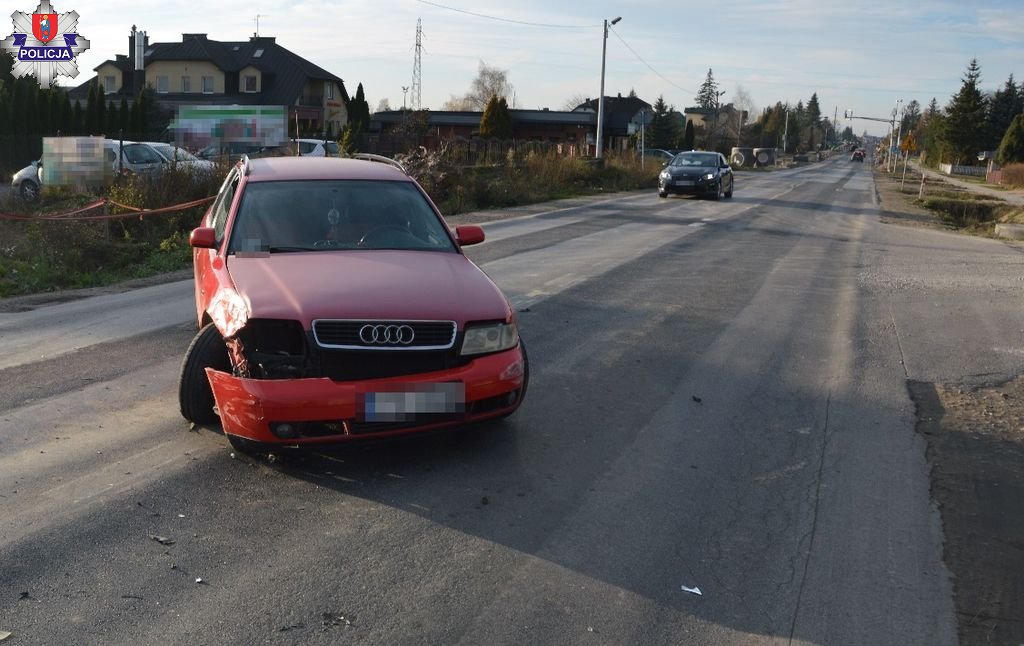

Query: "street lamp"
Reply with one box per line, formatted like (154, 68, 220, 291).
(596, 16, 621, 160)
(401, 86, 409, 111)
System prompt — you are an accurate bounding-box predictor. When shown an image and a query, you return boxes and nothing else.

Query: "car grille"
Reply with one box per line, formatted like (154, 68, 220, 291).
(316, 348, 468, 381)
(313, 320, 457, 350)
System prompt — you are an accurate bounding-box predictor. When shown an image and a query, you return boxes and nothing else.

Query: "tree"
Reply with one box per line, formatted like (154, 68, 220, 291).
(479, 95, 513, 139)
(375, 98, 391, 113)
(683, 120, 695, 149)
(695, 69, 719, 109)
(347, 83, 371, 134)
(444, 61, 514, 111)
(732, 85, 757, 146)
(562, 93, 589, 111)
(901, 99, 921, 135)
(806, 93, 821, 149)
(647, 95, 679, 149)
(986, 74, 1022, 151)
(996, 113, 1024, 166)
(941, 58, 988, 164)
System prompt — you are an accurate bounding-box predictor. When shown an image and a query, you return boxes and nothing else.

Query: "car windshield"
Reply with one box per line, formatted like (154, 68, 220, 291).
(670, 153, 719, 167)
(228, 180, 457, 254)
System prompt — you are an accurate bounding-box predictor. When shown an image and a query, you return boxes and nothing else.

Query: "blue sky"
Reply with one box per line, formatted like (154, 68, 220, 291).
(39, 0, 1024, 136)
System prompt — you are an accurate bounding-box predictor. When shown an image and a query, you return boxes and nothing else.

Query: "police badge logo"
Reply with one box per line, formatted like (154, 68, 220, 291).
(1, 1, 90, 87)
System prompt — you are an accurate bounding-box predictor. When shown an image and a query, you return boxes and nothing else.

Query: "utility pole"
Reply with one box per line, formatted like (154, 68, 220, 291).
(596, 17, 621, 160)
(891, 99, 903, 173)
(782, 108, 789, 153)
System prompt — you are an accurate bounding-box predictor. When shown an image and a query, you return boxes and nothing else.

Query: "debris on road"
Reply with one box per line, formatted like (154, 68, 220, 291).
(322, 612, 353, 627)
(681, 585, 703, 596)
(195, 578, 205, 584)
(0, 630, 12, 641)
(692, 396, 703, 404)
(148, 535, 175, 546)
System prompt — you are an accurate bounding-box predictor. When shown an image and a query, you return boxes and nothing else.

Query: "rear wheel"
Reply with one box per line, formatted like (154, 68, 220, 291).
(178, 323, 231, 425)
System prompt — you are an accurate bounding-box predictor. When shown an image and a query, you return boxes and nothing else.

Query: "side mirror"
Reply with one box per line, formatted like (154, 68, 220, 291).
(190, 227, 218, 249)
(455, 224, 485, 246)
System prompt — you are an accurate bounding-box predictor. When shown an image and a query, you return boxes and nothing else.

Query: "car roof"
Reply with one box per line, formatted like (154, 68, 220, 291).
(244, 156, 411, 182)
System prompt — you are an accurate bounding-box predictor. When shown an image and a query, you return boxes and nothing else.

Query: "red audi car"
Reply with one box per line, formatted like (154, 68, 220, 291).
(178, 155, 528, 452)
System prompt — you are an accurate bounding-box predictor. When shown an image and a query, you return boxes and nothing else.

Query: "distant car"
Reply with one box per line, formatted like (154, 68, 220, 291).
(146, 142, 217, 173)
(658, 151, 734, 199)
(851, 149, 865, 162)
(197, 142, 265, 164)
(294, 138, 340, 157)
(639, 148, 675, 165)
(11, 160, 42, 201)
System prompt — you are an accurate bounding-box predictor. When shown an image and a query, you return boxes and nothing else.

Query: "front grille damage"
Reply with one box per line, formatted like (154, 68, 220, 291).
(224, 318, 469, 381)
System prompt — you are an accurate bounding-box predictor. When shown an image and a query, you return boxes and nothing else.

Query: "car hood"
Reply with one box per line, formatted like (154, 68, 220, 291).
(663, 164, 719, 177)
(224, 250, 511, 327)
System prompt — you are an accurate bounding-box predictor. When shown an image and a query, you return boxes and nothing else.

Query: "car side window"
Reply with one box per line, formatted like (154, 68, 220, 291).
(209, 169, 239, 241)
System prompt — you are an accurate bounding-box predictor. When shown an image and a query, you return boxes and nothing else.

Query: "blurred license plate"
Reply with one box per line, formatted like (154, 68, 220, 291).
(362, 383, 465, 422)
(676, 180, 695, 186)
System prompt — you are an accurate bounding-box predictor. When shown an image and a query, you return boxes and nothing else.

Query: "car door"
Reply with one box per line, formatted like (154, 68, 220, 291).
(122, 143, 166, 175)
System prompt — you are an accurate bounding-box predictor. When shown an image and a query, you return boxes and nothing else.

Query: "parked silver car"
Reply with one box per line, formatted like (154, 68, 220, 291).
(11, 160, 42, 201)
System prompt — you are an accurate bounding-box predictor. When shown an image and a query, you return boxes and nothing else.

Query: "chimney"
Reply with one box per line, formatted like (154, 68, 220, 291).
(128, 25, 136, 69)
(183, 33, 208, 41)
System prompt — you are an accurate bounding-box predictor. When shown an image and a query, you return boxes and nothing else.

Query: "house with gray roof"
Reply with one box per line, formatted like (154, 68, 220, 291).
(69, 26, 349, 137)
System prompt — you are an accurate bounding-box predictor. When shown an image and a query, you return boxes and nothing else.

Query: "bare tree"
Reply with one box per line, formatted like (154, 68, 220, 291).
(443, 61, 516, 112)
(375, 98, 391, 113)
(562, 93, 589, 111)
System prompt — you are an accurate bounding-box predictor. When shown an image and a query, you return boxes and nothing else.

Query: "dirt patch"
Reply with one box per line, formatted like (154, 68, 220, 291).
(873, 168, 957, 231)
(909, 379, 1024, 644)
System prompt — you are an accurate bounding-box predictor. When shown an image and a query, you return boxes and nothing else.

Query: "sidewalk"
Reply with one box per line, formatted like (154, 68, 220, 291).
(907, 160, 1024, 206)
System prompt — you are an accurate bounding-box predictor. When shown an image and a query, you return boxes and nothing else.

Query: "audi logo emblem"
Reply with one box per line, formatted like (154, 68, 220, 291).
(359, 324, 415, 345)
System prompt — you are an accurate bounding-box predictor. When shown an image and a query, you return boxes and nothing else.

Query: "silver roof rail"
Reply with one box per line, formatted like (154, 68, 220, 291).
(349, 153, 407, 175)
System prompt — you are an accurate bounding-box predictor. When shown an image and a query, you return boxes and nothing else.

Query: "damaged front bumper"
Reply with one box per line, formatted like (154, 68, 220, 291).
(206, 346, 526, 446)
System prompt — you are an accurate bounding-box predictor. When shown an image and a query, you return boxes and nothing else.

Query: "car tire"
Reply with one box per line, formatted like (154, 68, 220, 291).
(712, 182, 723, 201)
(178, 322, 231, 425)
(19, 180, 39, 202)
(724, 179, 734, 198)
(658, 190, 668, 198)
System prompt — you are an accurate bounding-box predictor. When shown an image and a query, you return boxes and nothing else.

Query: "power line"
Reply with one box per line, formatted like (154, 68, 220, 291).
(415, 0, 597, 28)
(608, 26, 694, 99)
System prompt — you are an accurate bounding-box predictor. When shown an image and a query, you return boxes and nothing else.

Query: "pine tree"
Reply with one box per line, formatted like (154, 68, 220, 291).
(479, 94, 513, 139)
(806, 93, 821, 149)
(72, 99, 84, 134)
(85, 81, 98, 133)
(986, 74, 1021, 151)
(942, 59, 988, 164)
(996, 113, 1024, 166)
(695, 69, 719, 109)
(648, 95, 679, 149)
(683, 120, 695, 149)
(118, 96, 129, 133)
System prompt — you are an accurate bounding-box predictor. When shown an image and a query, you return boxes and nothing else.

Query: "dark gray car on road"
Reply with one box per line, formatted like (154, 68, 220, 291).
(658, 151, 734, 200)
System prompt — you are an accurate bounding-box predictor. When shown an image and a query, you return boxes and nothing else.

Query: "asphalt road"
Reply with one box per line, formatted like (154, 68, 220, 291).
(3, 157, 1023, 644)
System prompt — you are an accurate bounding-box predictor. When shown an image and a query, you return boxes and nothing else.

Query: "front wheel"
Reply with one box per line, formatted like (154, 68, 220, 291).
(658, 190, 668, 198)
(19, 181, 39, 202)
(178, 323, 231, 424)
(724, 179, 734, 198)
